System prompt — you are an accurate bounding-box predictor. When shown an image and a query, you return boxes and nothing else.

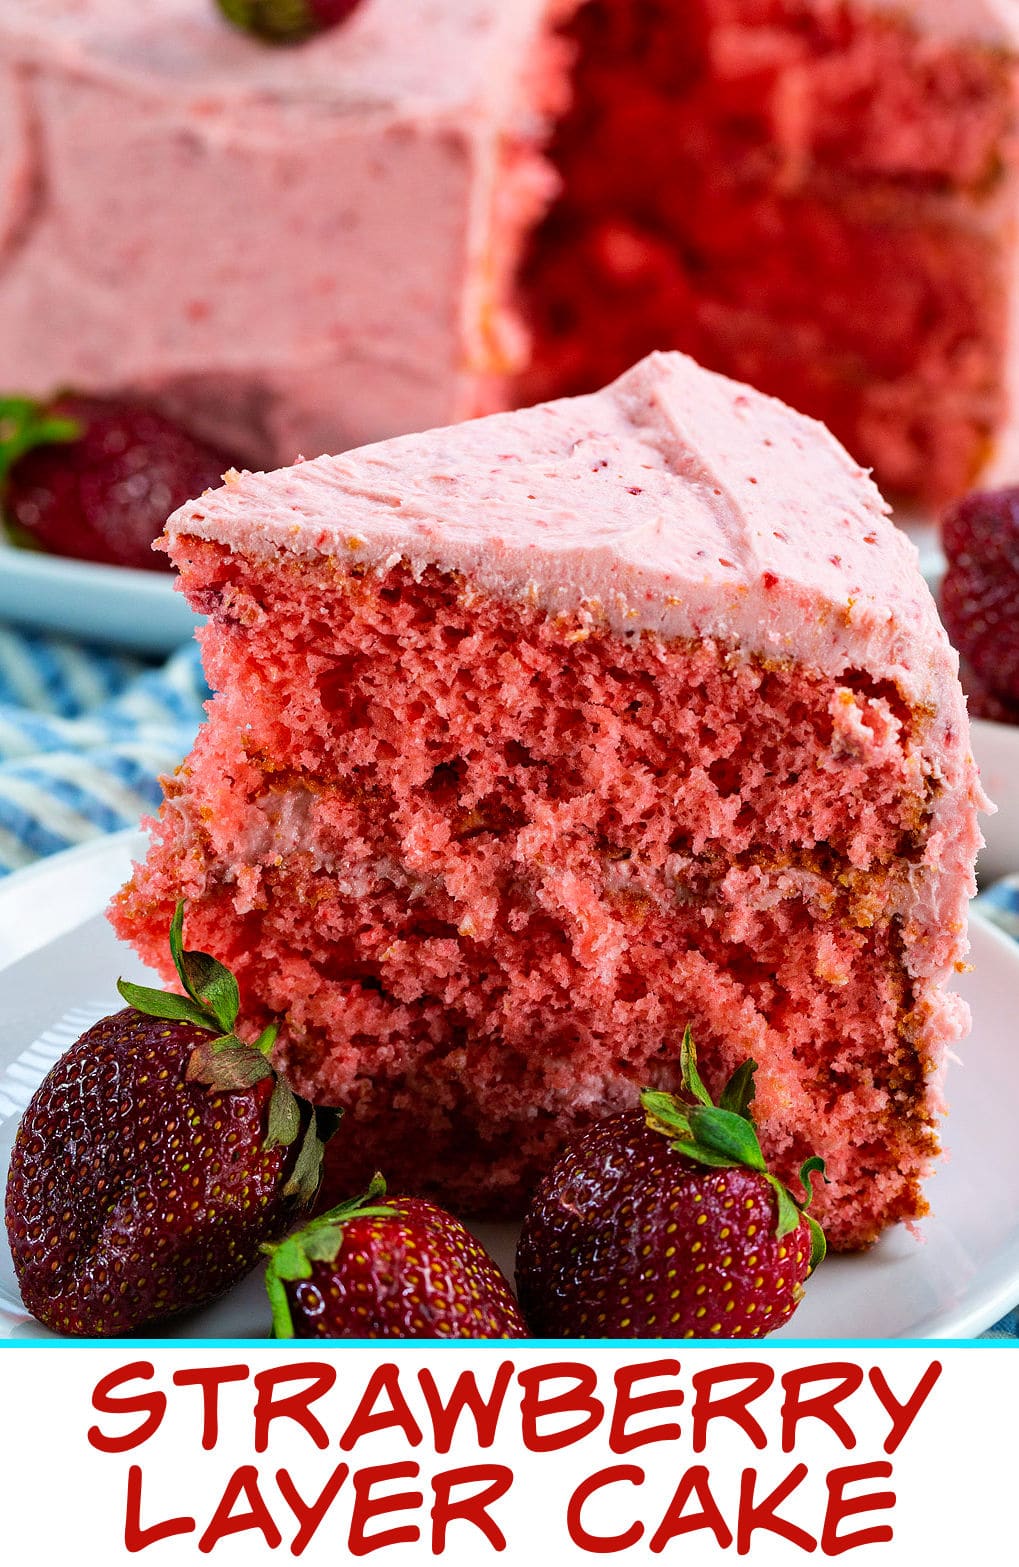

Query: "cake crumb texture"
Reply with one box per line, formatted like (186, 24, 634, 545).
(115, 551, 960, 1250)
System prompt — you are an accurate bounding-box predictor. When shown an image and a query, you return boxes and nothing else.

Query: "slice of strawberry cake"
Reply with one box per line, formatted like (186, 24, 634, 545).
(111, 352, 984, 1250)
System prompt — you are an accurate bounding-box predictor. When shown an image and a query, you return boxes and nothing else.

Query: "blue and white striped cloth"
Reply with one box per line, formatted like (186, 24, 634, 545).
(0, 625, 207, 875)
(0, 621, 1015, 1339)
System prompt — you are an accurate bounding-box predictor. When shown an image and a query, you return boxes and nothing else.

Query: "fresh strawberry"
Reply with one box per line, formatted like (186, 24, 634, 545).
(215, 0, 363, 43)
(957, 656, 1019, 725)
(515, 1030, 826, 1339)
(941, 486, 1019, 705)
(264, 1175, 529, 1339)
(0, 394, 234, 570)
(4, 904, 337, 1337)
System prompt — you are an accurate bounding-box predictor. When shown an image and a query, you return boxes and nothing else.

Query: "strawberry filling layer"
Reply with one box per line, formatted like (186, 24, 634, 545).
(517, 0, 1014, 502)
(113, 547, 944, 1249)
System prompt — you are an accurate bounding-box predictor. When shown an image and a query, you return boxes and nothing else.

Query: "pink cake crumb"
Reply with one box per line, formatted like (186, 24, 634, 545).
(111, 352, 983, 1252)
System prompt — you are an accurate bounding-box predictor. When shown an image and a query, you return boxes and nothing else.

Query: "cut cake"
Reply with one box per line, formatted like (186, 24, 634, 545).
(111, 352, 984, 1251)
(2, 1, 1019, 501)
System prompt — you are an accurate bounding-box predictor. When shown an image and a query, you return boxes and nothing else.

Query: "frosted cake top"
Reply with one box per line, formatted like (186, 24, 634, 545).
(169, 350, 965, 719)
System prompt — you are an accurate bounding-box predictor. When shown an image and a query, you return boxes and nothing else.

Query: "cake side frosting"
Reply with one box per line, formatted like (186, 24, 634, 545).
(0, 0, 570, 460)
(870, 0, 1019, 47)
(0, 0, 557, 111)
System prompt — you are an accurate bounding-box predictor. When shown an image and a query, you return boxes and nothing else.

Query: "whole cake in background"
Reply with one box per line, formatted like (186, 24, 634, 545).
(1, 0, 1016, 503)
(111, 351, 985, 1251)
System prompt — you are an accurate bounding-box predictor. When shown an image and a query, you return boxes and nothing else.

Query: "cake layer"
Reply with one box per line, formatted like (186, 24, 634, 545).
(113, 353, 984, 1250)
(117, 554, 943, 1246)
(521, 0, 1019, 502)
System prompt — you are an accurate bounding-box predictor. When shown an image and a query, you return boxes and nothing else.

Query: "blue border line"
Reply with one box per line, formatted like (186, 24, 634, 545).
(1, 1336, 1015, 1350)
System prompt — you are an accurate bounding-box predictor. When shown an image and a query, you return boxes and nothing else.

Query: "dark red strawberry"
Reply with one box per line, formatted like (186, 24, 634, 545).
(4, 904, 336, 1337)
(264, 1176, 529, 1339)
(515, 1030, 826, 1339)
(0, 394, 234, 570)
(215, 0, 363, 43)
(941, 486, 1019, 705)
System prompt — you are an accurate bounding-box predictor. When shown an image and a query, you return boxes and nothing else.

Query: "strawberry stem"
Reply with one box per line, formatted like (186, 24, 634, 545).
(641, 1029, 829, 1272)
(263, 1172, 397, 1338)
(216, 0, 320, 42)
(0, 397, 79, 492)
(118, 902, 339, 1201)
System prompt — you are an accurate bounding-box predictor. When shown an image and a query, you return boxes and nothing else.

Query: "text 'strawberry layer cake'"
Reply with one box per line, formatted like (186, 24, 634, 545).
(2, 1, 1019, 502)
(111, 352, 984, 1250)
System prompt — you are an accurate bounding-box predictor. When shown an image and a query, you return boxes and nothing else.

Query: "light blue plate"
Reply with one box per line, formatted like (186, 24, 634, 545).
(0, 534, 200, 655)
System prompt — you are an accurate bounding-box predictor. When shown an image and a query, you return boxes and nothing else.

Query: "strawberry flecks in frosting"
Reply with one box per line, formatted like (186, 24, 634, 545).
(169, 350, 963, 705)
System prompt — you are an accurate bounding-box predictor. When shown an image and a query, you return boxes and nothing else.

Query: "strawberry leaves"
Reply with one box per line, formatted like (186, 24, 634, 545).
(215, 0, 362, 44)
(263, 1173, 397, 1338)
(117, 901, 338, 1198)
(642, 1026, 829, 1271)
(0, 397, 79, 491)
(169, 902, 240, 1033)
(119, 902, 268, 1080)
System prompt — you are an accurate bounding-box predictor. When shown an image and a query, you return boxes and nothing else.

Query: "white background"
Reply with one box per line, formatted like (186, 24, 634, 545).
(3, 1343, 1013, 1562)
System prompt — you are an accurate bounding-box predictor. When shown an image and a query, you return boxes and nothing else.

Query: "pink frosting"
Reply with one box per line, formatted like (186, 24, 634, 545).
(870, 0, 1019, 46)
(170, 351, 986, 1012)
(173, 351, 956, 699)
(1, 1, 1014, 467)
(0, 0, 565, 461)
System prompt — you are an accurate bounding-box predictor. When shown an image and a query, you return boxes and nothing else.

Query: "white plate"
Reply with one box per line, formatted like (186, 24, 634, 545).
(971, 718, 1019, 885)
(0, 532, 200, 655)
(1, 829, 1018, 1341)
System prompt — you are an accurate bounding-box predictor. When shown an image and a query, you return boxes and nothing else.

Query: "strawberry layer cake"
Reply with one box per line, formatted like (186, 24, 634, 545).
(112, 352, 984, 1251)
(1, 1, 1018, 501)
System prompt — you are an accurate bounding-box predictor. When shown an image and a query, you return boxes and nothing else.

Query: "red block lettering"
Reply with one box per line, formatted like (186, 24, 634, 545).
(430, 1464, 513, 1552)
(89, 1362, 166, 1454)
(252, 1362, 336, 1453)
(690, 1363, 774, 1453)
(123, 1465, 195, 1552)
(340, 1364, 424, 1451)
(821, 1462, 895, 1555)
(609, 1359, 683, 1454)
(172, 1363, 249, 1451)
(650, 1465, 732, 1552)
(568, 1466, 646, 1553)
(198, 1466, 282, 1553)
(277, 1463, 350, 1556)
(519, 1362, 604, 1452)
(349, 1462, 422, 1557)
(418, 1362, 514, 1454)
(780, 1363, 863, 1453)
(870, 1362, 941, 1454)
(737, 1465, 815, 1555)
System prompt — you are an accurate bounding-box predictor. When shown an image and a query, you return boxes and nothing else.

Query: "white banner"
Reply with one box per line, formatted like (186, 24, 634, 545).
(3, 1344, 1012, 1562)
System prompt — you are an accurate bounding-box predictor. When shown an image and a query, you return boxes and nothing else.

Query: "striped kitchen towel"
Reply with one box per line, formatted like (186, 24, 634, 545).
(0, 623, 207, 875)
